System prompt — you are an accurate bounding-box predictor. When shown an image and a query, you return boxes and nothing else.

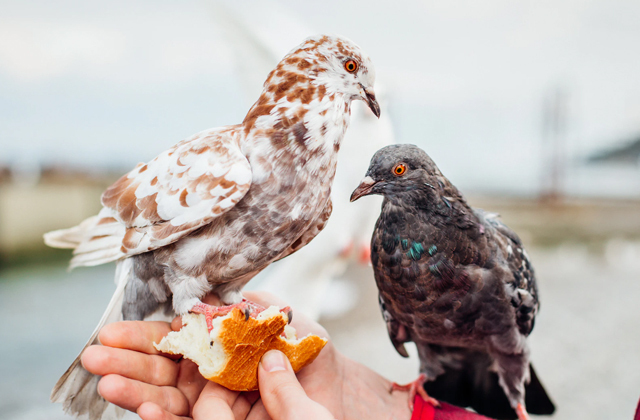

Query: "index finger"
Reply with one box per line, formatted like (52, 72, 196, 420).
(99, 321, 175, 356)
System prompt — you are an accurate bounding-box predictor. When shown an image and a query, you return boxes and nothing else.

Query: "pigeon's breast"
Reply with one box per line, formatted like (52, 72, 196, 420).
(372, 205, 517, 348)
(171, 148, 337, 282)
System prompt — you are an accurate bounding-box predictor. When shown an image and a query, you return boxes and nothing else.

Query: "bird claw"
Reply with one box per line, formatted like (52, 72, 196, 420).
(190, 299, 266, 332)
(391, 373, 439, 411)
(280, 306, 293, 324)
(190, 301, 294, 333)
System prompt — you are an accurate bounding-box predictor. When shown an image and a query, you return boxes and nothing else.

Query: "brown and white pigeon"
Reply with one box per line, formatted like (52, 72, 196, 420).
(209, 1, 395, 320)
(350, 145, 555, 420)
(45, 34, 379, 420)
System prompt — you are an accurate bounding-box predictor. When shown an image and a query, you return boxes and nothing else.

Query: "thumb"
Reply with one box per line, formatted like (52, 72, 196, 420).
(258, 350, 333, 420)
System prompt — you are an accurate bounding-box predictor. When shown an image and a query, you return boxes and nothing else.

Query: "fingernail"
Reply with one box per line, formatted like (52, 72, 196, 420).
(262, 350, 287, 372)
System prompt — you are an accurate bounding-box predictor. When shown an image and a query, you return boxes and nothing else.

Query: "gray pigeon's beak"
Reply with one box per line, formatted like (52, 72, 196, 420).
(350, 176, 377, 202)
(364, 88, 380, 118)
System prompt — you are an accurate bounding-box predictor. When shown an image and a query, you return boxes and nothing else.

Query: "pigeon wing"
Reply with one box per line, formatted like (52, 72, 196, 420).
(379, 294, 410, 358)
(479, 210, 540, 336)
(76, 127, 252, 262)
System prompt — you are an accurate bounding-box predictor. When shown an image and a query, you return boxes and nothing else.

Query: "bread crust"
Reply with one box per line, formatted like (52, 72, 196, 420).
(155, 308, 327, 391)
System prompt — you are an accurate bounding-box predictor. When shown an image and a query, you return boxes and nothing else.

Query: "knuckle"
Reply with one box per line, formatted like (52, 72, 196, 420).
(148, 355, 178, 386)
(162, 386, 189, 416)
(267, 378, 299, 402)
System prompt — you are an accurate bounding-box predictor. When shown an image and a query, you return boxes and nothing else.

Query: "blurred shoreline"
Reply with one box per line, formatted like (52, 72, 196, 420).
(0, 172, 115, 268)
(2, 173, 640, 269)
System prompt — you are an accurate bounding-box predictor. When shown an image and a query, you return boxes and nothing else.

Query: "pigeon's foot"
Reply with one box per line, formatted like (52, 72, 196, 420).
(516, 403, 530, 420)
(391, 373, 440, 411)
(190, 299, 265, 332)
(190, 300, 292, 332)
(190, 299, 265, 331)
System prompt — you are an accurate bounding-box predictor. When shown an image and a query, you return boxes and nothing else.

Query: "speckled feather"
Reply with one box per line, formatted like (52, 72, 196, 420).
(45, 34, 378, 420)
(357, 144, 554, 419)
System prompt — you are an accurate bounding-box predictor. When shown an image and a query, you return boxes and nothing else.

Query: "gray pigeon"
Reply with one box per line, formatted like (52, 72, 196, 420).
(350, 144, 554, 420)
(44, 34, 379, 420)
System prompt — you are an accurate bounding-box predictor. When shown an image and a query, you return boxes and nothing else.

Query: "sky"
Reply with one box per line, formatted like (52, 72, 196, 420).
(1, 0, 640, 196)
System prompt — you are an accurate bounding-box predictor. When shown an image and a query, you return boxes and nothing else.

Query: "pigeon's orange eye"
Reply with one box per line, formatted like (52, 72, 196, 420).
(393, 164, 407, 176)
(344, 60, 358, 73)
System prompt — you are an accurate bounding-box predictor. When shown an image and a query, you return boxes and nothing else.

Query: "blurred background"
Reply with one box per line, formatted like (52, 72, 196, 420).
(1, 0, 640, 419)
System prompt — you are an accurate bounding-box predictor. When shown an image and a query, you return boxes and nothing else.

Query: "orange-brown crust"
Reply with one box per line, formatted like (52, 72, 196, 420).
(164, 308, 326, 391)
(211, 308, 326, 391)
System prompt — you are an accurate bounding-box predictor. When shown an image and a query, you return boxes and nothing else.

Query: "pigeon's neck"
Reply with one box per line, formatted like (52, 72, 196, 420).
(243, 85, 350, 139)
(379, 192, 484, 261)
(384, 183, 476, 226)
(242, 83, 351, 176)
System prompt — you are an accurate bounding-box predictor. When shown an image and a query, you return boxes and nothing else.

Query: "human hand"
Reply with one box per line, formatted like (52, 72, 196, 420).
(81, 294, 259, 419)
(81, 290, 325, 419)
(80, 318, 245, 419)
(128, 290, 335, 420)
(83, 291, 412, 420)
(137, 349, 335, 420)
(257, 349, 335, 420)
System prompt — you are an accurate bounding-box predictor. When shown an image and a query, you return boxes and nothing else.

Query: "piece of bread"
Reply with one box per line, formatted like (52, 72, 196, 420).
(154, 306, 327, 391)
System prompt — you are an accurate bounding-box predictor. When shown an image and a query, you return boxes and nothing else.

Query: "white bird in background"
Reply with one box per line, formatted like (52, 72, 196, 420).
(212, 0, 396, 319)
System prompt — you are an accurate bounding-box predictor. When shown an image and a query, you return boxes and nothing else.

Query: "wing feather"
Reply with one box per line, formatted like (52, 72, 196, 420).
(73, 126, 251, 262)
(478, 209, 539, 336)
(379, 294, 410, 358)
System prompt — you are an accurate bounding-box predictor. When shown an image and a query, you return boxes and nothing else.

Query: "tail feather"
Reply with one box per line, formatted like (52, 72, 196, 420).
(69, 250, 124, 270)
(44, 216, 100, 249)
(424, 355, 555, 419)
(523, 364, 556, 415)
(70, 235, 126, 269)
(44, 215, 125, 268)
(74, 235, 123, 255)
(51, 259, 132, 420)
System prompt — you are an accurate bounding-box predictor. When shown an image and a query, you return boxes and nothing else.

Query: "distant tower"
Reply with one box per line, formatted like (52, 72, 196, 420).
(540, 87, 568, 202)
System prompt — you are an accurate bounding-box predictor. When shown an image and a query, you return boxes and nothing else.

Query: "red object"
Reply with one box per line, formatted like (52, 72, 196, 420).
(411, 395, 496, 420)
(358, 243, 372, 265)
(634, 397, 640, 420)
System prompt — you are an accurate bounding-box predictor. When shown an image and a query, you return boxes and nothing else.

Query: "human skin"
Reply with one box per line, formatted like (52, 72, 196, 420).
(81, 291, 412, 420)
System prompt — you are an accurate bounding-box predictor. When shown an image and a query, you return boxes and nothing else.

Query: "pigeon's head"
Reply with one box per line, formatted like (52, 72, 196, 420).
(279, 34, 380, 118)
(351, 144, 443, 202)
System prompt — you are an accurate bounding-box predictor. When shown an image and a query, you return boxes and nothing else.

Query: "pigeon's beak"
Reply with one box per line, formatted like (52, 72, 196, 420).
(350, 176, 377, 202)
(360, 84, 380, 118)
(365, 88, 380, 118)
